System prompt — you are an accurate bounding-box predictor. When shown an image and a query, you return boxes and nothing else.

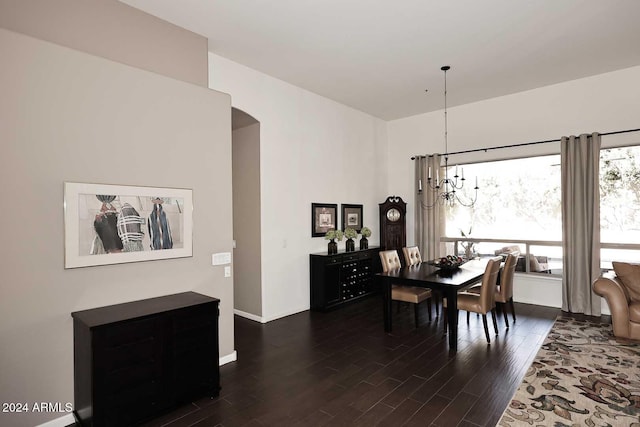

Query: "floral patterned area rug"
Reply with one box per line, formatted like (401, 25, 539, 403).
(498, 316, 640, 426)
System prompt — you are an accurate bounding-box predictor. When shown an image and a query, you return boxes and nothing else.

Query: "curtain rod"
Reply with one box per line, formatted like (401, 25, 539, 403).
(410, 127, 640, 160)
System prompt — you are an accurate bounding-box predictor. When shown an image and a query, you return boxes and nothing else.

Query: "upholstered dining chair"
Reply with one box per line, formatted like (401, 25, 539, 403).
(402, 246, 440, 317)
(495, 252, 518, 327)
(379, 249, 433, 327)
(443, 256, 502, 343)
(402, 246, 422, 266)
(467, 252, 519, 328)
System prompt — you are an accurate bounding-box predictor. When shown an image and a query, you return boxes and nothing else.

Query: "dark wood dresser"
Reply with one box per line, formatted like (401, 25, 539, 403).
(71, 292, 220, 427)
(310, 247, 382, 310)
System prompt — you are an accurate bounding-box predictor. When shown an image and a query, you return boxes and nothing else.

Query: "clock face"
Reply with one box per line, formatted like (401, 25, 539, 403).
(386, 208, 401, 222)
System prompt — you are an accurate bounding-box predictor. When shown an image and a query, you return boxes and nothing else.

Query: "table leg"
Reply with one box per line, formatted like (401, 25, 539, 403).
(445, 288, 458, 351)
(383, 278, 392, 332)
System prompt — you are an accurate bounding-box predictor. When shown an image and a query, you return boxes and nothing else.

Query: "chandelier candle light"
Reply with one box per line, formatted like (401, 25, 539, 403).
(424, 66, 479, 207)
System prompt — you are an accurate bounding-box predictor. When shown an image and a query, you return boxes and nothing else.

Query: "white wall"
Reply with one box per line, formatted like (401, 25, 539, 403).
(514, 274, 610, 315)
(0, 29, 233, 427)
(387, 65, 640, 307)
(209, 53, 389, 321)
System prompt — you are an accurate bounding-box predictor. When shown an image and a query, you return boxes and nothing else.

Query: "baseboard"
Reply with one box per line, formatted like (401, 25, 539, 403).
(219, 350, 237, 365)
(35, 414, 76, 427)
(233, 307, 309, 323)
(262, 306, 308, 323)
(234, 308, 266, 323)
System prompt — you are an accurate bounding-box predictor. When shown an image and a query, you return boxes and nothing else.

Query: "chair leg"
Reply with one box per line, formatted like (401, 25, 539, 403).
(427, 298, 432, 322)
(501, 302, 509, 328)
(414, 303, 419, 328)
(482, 314, 490, 343)
(443, 306, 448, 334)
(435, 293, 440, 317)
(509, 297, 516, 323)
(491, 309, 499, 335)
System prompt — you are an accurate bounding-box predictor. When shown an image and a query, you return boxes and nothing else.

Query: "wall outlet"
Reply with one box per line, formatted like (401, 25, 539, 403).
(224, 266, 231, 277)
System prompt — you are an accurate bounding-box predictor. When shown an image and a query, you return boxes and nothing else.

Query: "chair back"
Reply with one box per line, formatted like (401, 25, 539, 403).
(380, 250, 402, 273)
(498, 252, 518, 302)
(402, 246, 422, 266)
(478, 256, 502, 312)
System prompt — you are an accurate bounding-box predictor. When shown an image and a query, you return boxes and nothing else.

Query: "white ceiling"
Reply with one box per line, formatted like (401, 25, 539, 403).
(121, 0, 640, 120)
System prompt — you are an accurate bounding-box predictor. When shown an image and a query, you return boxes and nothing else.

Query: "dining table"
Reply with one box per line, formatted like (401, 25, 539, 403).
(376, 259, 487, 351)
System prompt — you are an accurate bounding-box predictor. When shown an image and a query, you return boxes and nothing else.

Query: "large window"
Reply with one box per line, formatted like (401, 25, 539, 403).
(445, 155, 561, 240)
(441, 145, 640, 275)
(600, 146, 640, 243)
(443, 154, 562, 275)
(600, 145, 640, 268)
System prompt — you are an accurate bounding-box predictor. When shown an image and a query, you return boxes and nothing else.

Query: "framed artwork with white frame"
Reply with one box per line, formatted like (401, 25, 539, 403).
(64, 182, 193, 268)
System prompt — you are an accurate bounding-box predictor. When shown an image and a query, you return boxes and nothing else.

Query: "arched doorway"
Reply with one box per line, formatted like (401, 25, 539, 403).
(231, 107, 262, 320)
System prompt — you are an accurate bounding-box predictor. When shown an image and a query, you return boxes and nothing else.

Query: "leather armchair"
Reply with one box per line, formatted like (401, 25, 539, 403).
(593, 267, 640, 340)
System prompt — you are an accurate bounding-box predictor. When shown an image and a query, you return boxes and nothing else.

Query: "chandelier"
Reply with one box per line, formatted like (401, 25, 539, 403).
(424, 66, 478, 208)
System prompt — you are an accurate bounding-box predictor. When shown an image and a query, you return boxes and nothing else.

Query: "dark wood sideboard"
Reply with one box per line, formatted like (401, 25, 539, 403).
(71, 292, 220, 427)
(310, 247, 382, 311)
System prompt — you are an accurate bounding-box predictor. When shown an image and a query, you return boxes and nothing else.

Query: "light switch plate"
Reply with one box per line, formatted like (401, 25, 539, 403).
(212, 252, 232, 265)
(224, 266, 231, 277)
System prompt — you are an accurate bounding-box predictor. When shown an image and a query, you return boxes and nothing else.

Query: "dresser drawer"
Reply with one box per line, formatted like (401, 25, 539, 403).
(96, 316, 160, 347)
(93, 316, 163, 374)
(95, 357, 163, 395)
(172, 303, 216, 332)
(326, 255, 342, 264)
(171, 304, 217, 353)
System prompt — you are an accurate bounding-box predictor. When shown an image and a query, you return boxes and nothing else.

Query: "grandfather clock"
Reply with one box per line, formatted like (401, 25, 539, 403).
(379, 196, 407, 257)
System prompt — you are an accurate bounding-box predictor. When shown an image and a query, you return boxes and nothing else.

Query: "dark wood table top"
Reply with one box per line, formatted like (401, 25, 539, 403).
(376, 260, 486, 290)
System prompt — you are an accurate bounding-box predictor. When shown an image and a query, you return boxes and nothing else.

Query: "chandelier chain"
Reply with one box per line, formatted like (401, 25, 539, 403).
(444, 66, 448, 159)
(421, 65, 479, 208)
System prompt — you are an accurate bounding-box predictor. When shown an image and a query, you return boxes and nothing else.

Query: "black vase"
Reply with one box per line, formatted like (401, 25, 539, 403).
(346, 238, 355, 252)
(360, 237, 368, 250)
(328, 239, 337, 255)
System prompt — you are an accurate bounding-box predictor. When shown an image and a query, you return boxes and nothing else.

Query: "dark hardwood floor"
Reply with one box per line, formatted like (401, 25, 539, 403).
(121, 297, 606, 426)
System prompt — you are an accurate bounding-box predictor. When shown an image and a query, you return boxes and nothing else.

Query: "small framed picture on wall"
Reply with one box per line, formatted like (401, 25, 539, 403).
(341, 204, 363, 232)
(311, 203, 338, 237)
